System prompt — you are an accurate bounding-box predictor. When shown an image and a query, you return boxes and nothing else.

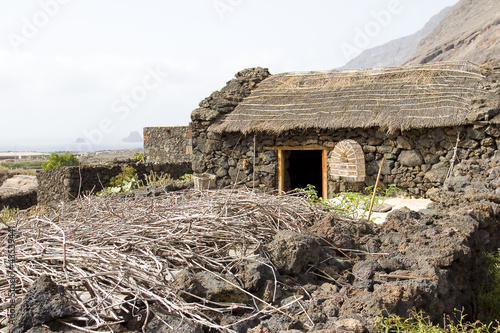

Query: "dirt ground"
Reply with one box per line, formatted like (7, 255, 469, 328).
(0, 175, 37, 196)
(371, 197, 433, 223)
(328, 196, 434, 224)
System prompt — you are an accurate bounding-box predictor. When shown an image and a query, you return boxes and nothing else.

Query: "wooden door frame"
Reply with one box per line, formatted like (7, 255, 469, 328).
(266, 146, 332, 198)
(322, 150, 328, 199)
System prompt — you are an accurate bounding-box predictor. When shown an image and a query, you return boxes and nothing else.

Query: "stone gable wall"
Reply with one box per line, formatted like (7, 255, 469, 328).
(190, 67, 272, 180)
(143, 126, 192, 163)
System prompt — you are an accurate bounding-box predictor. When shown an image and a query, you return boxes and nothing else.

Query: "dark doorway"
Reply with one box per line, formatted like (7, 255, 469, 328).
(287, 150, 323, 194)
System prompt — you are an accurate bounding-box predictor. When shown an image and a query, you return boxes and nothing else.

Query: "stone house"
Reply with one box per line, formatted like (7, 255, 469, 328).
(189, 61, 500, 197)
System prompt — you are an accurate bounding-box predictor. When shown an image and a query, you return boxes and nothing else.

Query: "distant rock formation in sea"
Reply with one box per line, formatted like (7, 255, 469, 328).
(122, 131, 143, 143)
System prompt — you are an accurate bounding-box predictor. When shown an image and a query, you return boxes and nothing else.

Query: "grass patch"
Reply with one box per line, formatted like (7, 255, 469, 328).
(0, 207, 19, 225)
(479, 248, 500, 323)
(143, 170, 172, 186)
(375, 310, 499, 332)
(178, 173, 192, 183)
(0, 161, 43, 169)
(302, 184, 399, 222)
(131, 152, 145, 162)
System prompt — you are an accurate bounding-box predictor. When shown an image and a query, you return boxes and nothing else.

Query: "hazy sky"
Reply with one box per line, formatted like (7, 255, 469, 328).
(0, 0, 459, 151)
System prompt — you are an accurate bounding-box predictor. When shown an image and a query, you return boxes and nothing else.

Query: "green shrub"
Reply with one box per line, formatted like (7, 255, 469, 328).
(179, 173, 192, 183)
(375, 310, 499, 332)
(303, 184, 330, 206)
(302, 184, 399, 222)
(41, 153, 80, 169)
(98, 166, 140, 195)
(131, 152, 145, 162)
(479, 249, 500, 323)
(107, 166, 137, 188)
(0, 207, 19, 225)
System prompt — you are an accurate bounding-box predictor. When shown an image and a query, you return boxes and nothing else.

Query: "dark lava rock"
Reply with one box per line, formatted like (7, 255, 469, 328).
(309, 214, 375, 249)
(265, 230, 321, 275)
(378, 254, 417, 272)
(238, 256, 279, 292)
(195, 271, 247, 303)
(259, 313, 303, 332)
(10, 275, 75, 333)
(398, 150, 424, 167)
(173, 270, 204, 302)
(146, 308, 204, 333)
(173, 269, 247, 304)
(352, 259, 383, 282)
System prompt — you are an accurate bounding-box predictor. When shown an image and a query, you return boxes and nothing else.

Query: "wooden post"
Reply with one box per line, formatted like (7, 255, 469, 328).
(367, 156, 385, 222)
(278, 149, 285, 194)
(322, 150, 328, 199)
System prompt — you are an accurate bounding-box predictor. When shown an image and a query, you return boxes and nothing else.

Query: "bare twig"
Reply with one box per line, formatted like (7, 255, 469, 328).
(0, 189, 330, 331)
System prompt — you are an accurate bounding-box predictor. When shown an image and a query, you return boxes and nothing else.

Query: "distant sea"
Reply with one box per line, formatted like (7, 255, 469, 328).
(0, 142, 143, 153)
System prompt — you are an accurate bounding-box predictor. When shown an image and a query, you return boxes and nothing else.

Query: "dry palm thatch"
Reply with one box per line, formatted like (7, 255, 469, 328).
(0, 189, 333, 332)
(209, 61, 498, 134)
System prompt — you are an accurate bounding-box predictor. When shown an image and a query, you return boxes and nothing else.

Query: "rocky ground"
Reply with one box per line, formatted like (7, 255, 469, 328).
(2, 154, 500, 332)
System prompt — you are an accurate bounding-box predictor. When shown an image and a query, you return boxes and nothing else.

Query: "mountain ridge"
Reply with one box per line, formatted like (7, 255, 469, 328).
(341, 0, 500, 69)
(341, 7, 450, 69)
(405, 0, 500, 65)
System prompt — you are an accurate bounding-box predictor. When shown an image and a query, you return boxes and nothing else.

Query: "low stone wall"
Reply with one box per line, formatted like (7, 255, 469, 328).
(37, 161, 192, 206)
(143, 126, 192, 163)
(0, 190, 37, 210)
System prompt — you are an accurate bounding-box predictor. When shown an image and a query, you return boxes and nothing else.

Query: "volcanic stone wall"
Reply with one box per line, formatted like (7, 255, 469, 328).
(143, 126, 192, 163)
(36, 161, 192, 206)
(191, 67, 500, 197)
(0, 191, 37, 210)
(192, 124, 500, 197)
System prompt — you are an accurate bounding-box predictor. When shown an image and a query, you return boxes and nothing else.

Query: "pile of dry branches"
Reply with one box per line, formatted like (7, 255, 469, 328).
(0, 189, 328, 332)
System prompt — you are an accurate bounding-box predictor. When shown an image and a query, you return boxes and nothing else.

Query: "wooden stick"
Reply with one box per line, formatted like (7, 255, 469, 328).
(367, 156, 385, 222)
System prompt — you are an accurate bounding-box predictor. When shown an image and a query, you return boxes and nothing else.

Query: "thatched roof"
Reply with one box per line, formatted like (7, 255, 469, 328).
(209, 61, 499, 134)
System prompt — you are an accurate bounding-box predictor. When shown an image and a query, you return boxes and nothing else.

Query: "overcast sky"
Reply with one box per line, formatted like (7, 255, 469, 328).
(0, 0, 459, 151)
